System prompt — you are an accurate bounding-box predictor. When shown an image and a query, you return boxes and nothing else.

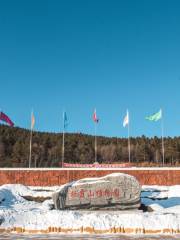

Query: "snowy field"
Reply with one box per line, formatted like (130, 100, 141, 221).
(0, 184, 179, 236)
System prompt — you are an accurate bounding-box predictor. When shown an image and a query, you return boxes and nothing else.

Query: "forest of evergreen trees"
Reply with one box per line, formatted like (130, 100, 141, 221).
(0, 124, 180, 168)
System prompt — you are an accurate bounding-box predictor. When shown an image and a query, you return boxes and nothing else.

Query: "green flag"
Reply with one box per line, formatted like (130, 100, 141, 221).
(145, 109, 162, 122)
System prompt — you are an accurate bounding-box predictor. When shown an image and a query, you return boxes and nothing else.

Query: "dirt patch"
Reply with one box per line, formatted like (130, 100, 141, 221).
(139, 204, 154, 212)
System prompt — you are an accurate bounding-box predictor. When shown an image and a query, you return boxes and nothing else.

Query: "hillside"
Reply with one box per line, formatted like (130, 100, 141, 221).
(0, 124, 180, 168)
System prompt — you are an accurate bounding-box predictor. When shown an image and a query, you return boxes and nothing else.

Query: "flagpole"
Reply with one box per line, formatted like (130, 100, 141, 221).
(62, 111, 66, 168)
(62, 128, 65, 168)
(161, 109, 165, 166)
(29, 128, 33, 168)
(95, 122, 97, 163)
(29, 111, 33, 168)
(127, 110, 131, 163)
(62, 111, 64, 168)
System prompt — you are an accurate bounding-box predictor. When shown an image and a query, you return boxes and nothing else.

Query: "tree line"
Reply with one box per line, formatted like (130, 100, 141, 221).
(0, 124, 179, 167)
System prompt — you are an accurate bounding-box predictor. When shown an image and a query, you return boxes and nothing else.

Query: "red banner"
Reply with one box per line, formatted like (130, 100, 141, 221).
(63, 162, 133, 168)
(0, 112, 14, 127)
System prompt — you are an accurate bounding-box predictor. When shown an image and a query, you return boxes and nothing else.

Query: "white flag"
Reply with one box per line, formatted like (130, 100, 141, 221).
(123, 110, 129, 127)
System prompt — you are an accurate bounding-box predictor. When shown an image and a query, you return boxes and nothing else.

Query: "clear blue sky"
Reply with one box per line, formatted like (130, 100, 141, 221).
(0, 0, 180, 137)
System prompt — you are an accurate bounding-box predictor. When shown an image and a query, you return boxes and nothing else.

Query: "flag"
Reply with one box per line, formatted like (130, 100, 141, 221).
(123, 110, 129, 127)
(63, 111, 68, 130)
(93, 109, 99, 123)
(145, 109, 162, 122)
(31, 111, 35, 130)
(0, 111, 14, 127)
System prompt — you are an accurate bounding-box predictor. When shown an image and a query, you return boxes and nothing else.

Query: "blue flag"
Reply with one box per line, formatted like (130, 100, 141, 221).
(63, 112, 68, 130)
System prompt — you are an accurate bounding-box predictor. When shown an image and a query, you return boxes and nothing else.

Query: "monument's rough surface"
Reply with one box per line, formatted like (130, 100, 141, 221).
(52, 173, 141, 210)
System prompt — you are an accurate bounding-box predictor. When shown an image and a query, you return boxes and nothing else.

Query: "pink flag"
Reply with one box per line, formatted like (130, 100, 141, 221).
(0, 111, 14, 127)
(93, 109, 99, 123)
(31, 111, 35, 130)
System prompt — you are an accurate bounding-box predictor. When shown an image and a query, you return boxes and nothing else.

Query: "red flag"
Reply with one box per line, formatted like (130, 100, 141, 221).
(0, 112, 14, 127)
(93, 109, 99, 123)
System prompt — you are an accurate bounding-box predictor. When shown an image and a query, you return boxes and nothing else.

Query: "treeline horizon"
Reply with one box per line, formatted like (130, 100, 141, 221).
(0, 124, 180, 168)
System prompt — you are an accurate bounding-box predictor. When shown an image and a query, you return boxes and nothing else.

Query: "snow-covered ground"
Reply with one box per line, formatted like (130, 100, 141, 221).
(0, 184, 179, 234)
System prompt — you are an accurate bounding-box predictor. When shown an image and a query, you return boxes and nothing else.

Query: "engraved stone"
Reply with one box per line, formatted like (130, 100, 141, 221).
(52, 173, 141, 210)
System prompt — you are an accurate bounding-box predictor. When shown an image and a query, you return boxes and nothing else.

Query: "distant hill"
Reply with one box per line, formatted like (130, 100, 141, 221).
(0, 124, 179, 168)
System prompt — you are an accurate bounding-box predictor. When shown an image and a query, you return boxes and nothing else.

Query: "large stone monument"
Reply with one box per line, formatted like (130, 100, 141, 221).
(52, 173, 141, 210)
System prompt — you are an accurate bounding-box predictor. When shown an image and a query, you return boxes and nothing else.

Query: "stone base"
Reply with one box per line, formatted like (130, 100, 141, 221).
(0, 227, 179, 234)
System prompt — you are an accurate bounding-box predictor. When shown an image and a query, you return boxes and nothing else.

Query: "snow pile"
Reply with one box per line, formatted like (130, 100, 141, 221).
(141, 185, 180, 214)
(0, 184, 179, 234)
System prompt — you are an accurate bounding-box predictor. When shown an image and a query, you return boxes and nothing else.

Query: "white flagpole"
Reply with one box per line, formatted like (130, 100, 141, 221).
(95, 122, 97, 163)
(62, 129, 65, 168)
(161, 109, 165, 166)
(62, 112, 65, 168)
(29, 129, 33, 168)
(29, 110, 33, 168)
(127, 110, 131, 163)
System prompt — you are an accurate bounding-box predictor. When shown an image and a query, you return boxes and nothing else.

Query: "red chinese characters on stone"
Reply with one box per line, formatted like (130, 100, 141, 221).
(69, 188, 120, 199)
(95, 189, 103, 198)
(113, 188, 120, 198)
(104, 189, 111, 197)
(79, 189, 86, 199)
(88, 190, 95, 198)
(69, 190, 79, 199)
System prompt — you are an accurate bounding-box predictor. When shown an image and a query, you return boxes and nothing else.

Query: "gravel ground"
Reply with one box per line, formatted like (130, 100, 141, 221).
(0, 234, 179, 240)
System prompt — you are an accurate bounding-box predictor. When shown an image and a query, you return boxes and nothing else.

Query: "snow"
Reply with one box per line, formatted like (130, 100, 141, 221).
(0, 184, 179, 234)
(73, 173, 131, 186)
(141, 185, 180, 213)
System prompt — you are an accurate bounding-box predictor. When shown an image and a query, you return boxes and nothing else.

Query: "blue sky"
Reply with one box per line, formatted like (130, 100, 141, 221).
(0, 0, 180, 137)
